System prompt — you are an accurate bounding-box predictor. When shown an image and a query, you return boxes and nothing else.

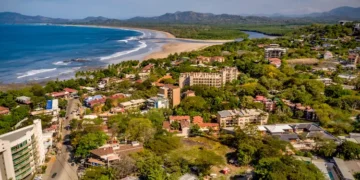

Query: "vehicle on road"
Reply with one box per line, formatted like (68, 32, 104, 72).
(51, 173, 57, 178)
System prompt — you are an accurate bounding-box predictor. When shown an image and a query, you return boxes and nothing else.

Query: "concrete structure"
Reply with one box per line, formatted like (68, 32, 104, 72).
(0, 120, 45, 180)
(179, 67, 239, 89)
(146, 97, 169, 109)
(264, 44, 287, 59)
(217, 109, 269, 128)
(194, 56, 225, 64)
(158, 84, 181, 108)
(119, 99, 146, 110)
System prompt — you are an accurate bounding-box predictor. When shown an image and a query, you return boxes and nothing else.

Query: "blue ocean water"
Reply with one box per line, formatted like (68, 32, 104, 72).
(0, 24, 144, 83)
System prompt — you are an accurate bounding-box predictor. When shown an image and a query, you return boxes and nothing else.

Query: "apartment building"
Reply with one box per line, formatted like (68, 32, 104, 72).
(179, 67, 239, 89)
(194, 56, 225, 64)
(217, 109, 269, 128)
(119, 99, 146, 110)
(0, 120, 45, 180)
(158, 84, 181, 108)
(146, 97, 169, 109)
(264, 44, 287, 59)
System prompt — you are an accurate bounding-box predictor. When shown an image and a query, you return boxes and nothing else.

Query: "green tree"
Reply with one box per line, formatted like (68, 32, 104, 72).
(125, 118, 155, 142)
(75, 131, 108, 157)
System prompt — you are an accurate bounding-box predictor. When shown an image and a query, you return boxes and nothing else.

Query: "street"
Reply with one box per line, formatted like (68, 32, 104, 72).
(43, 99, 81, 180)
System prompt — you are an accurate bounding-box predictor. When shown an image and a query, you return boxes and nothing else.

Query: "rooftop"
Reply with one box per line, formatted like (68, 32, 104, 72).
(90, 147, 115, 157)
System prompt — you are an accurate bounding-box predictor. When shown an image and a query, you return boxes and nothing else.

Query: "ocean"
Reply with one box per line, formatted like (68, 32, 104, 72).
(0, 24, 147, 83)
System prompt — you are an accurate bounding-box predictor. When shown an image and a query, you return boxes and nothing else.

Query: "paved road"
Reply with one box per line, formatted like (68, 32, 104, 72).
(44, 99, 81, 180)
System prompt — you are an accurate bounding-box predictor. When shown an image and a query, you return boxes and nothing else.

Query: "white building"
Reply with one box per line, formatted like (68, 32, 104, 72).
(0, 120, 45, 180)
(217, 109, 269, 128)
(146, 97, 169, 109)
(120, 99, 146, 110)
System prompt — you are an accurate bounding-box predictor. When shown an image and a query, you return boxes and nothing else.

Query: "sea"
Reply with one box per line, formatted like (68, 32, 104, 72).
(0, 24, 147, 83)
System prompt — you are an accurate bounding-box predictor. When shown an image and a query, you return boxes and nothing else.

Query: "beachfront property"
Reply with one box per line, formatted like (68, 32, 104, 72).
(264, 44, 287, 59)
(0, 120, 45, 180)
(217, 109, 269, 128)
(146, 97, 169, 109)
(179, 67, 239, 89)
(119, 99, 146, 110)
(158, 84, 181, 108)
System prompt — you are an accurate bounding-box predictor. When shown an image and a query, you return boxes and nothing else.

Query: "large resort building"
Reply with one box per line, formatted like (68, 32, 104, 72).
(158, 84, 181, 108)
(217, 109, 269, 128)
(0, 120, 45, 180)
(179, 67, 239, 89)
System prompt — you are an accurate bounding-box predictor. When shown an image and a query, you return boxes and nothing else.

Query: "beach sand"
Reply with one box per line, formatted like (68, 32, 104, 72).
(144, 42, 213, 60)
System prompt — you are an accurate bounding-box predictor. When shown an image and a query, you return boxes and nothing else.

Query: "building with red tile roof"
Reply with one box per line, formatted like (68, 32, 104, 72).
(169, 116, 191, 123)
(50, 91, 69, 98)
(193, 116, 219, 131)
(0, 106, 10, 115)
(64, 88, 78, 94)
(268, 58, 282, 68)
(141, 64, 154, 73)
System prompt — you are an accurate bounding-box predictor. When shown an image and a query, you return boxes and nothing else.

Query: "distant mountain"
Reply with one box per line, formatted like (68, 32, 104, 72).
(127, 11, 278, 24)
(308, 6, 360, 20)
(0, 12, 70, 23)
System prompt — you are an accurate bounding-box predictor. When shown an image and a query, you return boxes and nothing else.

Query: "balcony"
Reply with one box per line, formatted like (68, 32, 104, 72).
(12, 148, 33, 159)
(14, 158, 33, 171)
(13, 153, 32, 165)
(11, 142, 31, 154)
(15, 166, 32, 180)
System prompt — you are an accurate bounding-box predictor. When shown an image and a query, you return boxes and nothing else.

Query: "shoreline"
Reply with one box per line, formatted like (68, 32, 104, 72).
(0, 24, 233, 88)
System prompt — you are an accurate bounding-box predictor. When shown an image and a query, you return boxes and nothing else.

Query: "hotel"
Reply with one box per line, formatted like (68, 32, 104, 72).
(0, 120, 45, 180)
(179, 67, 239, 89)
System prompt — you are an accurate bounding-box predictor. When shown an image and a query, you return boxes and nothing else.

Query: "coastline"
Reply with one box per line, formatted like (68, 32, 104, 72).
(0, 24, 237, 88)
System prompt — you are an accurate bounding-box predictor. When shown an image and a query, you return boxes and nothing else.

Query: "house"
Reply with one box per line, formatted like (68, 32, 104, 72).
(16, 96, 31, 104)
(282, 100, 317, 121)
(194, 56, 225, 64)
(182, 90, 196, 98)
(90, 147, 119, 162)
(332, 157, 358, 180)
(164, 116, 191, 137)
(108, 93, 126, 100)
(141, 64, 154, 73)
(348, 54, 360, 65)
(254, 96, 276, 112)
(84, 95, 107, 108)
(324, 51, 334, 60)
(88, 158, 106, 167)
(146, 97, 169, 109)
(274, 134, 299, 142)
(217, 109, 269, 128)
(317, 78, 333, 85)
(0, 106, 10, 115)
(64, 88, 78, 95)
(192, 116, 219, 131)
(49, 91, 69, 99)
(263, 124, 294, 135)
(268, 58, 282, 68)
(119, 99, 146, 110)
(264, 44, 287, 59)
(292, 124, 322, 134)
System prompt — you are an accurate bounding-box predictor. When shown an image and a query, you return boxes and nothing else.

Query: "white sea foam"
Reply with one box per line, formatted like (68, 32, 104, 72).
(100, 41, 147, 61)
(53, 61, 70, 66)
(59, 67, 81, 75)
(17, 68, 57, 79)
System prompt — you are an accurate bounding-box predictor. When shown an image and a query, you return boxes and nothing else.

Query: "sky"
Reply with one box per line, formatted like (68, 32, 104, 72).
(0, 0, 359, 19)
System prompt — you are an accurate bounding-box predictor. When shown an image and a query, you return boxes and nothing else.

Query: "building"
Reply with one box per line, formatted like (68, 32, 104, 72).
(49, 91, 69, 99)
(0, 106, 10, 115)
(141, 64, 154, 73)
(264, 44, 287, 59)
(182, 90, 196, 98)
(146, 97, 169, 109)
(90, 147, 119, 162)
(324, 51, 334, 60)
(158, 84, 181, 108)
(192, 116, 219, 131)
(268, 58, 282, 68)
(119, 99, 146, 110)
(282, 100, 317, 121)
(217, 109, 269, 128)
(179, 67, 239, 89)
(16, 96, 31, 105)
(253, 96, 276, 112)
(163, 116, 191, 137)
(0, 120, 45, 180)
(317, 78, 333, 86)
(64, 88, 78, 95)
(194, 56, 225, 64)
(332, 157, 357, 180)
(84, 95, 107, 108)
(348, 54, 359, 65)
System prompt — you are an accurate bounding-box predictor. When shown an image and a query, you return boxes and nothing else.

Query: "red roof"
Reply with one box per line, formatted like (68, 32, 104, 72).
(64, 88, 78, 93)
(89, 98, 107, 107)
(51, 91, 68, 97)
(90, 147, 114, 157)
(269, 58, 281, 63)
(109, 93, 125, 99)
(255, 95, 266, 102)
(193, 116, 204, 124)
(169, 116, 190, 121)
(0, 106, 10, 115)
(141, 64, 154, 72)
(163, 121, 171, 130)
(193, 116, 219, 128)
